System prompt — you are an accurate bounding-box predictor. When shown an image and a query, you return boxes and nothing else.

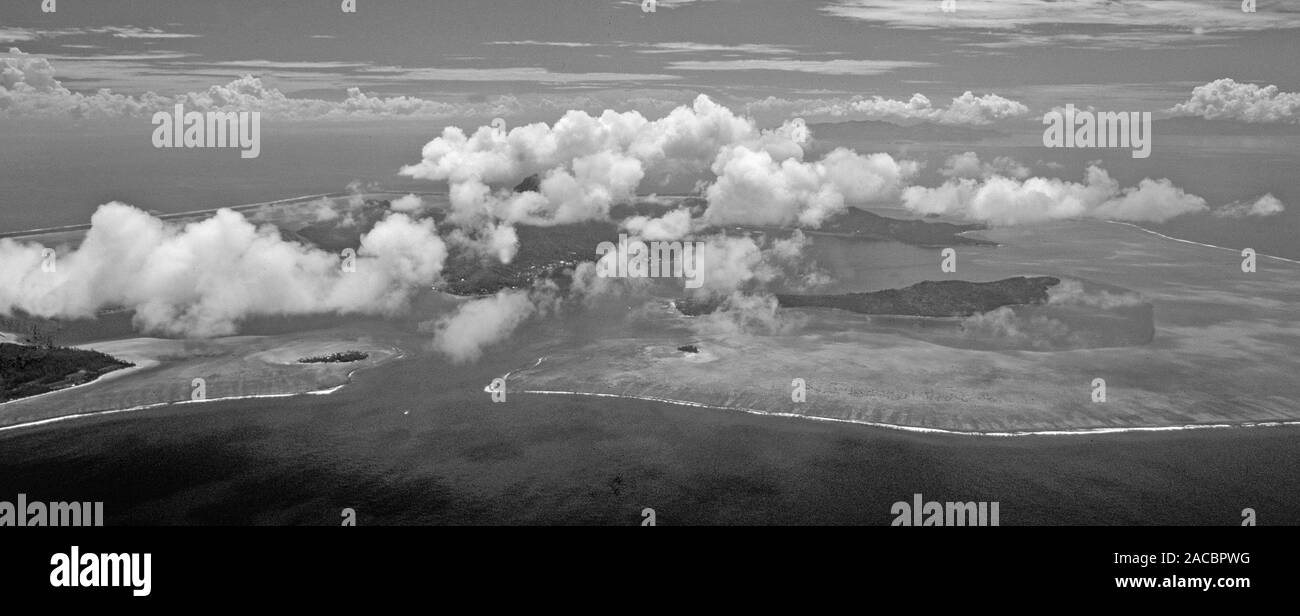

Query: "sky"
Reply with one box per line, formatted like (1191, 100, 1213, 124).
(3, 0, 1299, 125)
(1, 0, 1299, 344)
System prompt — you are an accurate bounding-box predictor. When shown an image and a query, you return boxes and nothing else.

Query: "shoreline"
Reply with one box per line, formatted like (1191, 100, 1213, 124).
(1104, 220, 1300, 265)
(518, 388, 1300, 437)
(0, 385, 346, 435)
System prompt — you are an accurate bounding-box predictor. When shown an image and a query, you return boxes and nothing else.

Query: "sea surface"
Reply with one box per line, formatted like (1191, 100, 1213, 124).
(2, 339, 1298, 525)
(1, 274, 1298, 525)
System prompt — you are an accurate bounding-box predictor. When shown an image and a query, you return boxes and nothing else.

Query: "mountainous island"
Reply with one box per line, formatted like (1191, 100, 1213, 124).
(676, 276, 1061, 317)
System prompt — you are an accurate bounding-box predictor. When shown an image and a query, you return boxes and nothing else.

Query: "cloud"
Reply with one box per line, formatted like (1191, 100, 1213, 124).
(0, 204, 446, 337)
(621, 208, 696, 241)
(704, 146, 917, 228)
(1170, 79, 1300, 124)
(1214, 194, 1286, 218)
(1047, 279, 1145, 309)
(0, 48, 682, 120)
(901, 164, 1208, 224)
(665, 59, 929, 75)
(688, 292, 805, 337)
(400, 94, 770, 227)
(823, 0, 1300, 44)
(635, 42, 796, 55)
(940, 151, 1030, 180)
(960, 306, 1077, 349)
(390, 194, 426, 213)
(744, 91, 1029, 125)
(431, 289, 537, 363)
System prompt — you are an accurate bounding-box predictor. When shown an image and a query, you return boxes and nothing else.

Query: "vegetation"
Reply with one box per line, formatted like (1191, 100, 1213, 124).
(776, 277, 1061, 317)
(810, 208, 995, 247)
(0, 343, 134, 402)
(297, 350, 369, 364)
(674, 277, 1060, 318)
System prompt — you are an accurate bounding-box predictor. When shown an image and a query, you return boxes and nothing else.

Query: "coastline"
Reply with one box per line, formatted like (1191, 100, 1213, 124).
(1104, 220, 1300, 265)
(0, 384, 347, 435)
(518, 388, 1300, 437)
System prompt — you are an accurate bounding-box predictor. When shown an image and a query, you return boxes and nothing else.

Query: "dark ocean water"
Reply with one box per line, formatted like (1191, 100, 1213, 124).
(2, 333, 1299, 526)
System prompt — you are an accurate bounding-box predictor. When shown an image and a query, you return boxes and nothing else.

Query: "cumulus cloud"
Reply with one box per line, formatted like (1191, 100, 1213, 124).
(0, 203, 446, 337)
(1213, 193, 1286, 218)
(445, 223, 520, 264)
(621, 207, 696, 241)
(901, 164, 1208, 224)
(400, 95, 803, 228)
(704, 146, 917, 228)
(1170, 79, 1300, 124)
(940, 151, 1030, 180)
(745, 91, 1030, 126)
(431, 289, 537, 363)
(390, 194, 425, 213)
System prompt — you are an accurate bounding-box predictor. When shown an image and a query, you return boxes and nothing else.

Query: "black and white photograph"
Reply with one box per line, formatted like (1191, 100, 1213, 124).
(0, 0, 1295, 600)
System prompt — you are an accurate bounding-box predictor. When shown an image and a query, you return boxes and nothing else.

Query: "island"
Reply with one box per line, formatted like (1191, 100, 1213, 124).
(298, 351, 369, 364)
(775, 277, 1060, 317)
(675, 277, 1060, 317)
(0, 343, 134, 403)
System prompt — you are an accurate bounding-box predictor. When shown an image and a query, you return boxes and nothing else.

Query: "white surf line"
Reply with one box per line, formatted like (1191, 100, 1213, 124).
(0, 386, 347, 435)
(518, 389, 1300, 437)
(0, 362, 156, 409)
(1105, 220, 1300, 265)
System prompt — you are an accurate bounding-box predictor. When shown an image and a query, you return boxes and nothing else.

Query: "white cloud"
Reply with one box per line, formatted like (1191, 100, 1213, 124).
(431, 289, 536, 363)
(1214, 194, 1286, 218)
(0, 49, 686, 120)
(666, 58, 929, 76)
(823, 1, 1300, 36)
(1170, 79, 1300, 124)
(621, 208, 696, 241)
(0, 204, 446, 337)
(389, 194, 425, 213)
(901, 165, 1208, 224)
(745, 91, 1029, 125)
(704, 146, 917, 228)
(400, 94, 766, 227)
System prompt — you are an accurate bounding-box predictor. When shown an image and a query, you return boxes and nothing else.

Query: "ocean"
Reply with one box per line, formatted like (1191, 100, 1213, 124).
(2, 344, 1298, 525)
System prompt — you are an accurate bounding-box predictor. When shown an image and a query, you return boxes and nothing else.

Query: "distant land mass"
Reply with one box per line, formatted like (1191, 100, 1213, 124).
(676, 276, 1060, 317)
(434, 178, 993, 295)
(1152, 117, 1300, 136)
(805, 207, 994, 247)
(777, 277, 1060, 317)
(0, 343, 133, 402)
